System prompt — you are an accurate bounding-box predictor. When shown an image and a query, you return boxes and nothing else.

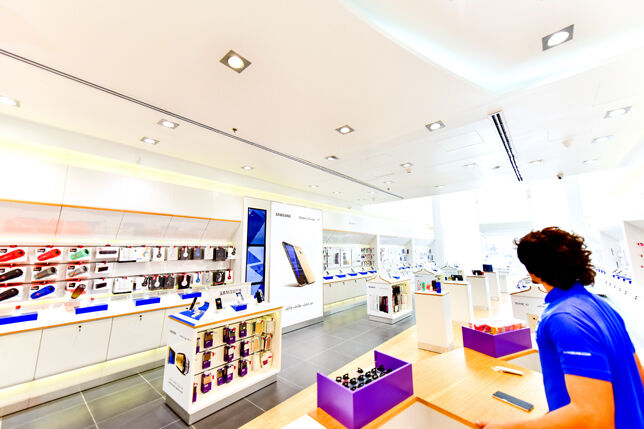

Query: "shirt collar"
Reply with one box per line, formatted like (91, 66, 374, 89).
(544, 282, 584, 304)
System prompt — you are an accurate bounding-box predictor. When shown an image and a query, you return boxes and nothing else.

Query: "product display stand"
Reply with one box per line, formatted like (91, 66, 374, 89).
(486, 272, 500, 301)
(414, 290, 453, 353)
(366, 272, 413, 324)
(510, 284, 547, 331)
(163, 303, 282, 424)
(497, 270, 509, 293)
(442, 281, 474, 324)
(466, 275, 490, 311)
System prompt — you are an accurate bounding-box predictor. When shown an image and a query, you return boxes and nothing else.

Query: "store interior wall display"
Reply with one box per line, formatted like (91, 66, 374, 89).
(1, 1, 644, 427)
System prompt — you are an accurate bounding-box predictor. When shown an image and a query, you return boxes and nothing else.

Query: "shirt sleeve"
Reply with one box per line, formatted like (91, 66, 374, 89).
(547, 313, 612, 381)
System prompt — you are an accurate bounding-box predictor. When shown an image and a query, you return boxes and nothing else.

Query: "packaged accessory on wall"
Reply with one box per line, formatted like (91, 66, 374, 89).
(262, 334, 272, 350)
(152, 247, 166, 262)
(96, 247, 119, 261)
(0, 248, 28, 264)
(216, 367, 226, 386)
(68, 281, 88, 299)
(261, 351, 273, 368)
(68, 248, 91, 262)
(239, 321, 248, 338)
(251, 336, 261, 353)
(192, 272, 202, 287)
(224, 326, 236, 344)
(225, 364, 235, 383)
(204, 331, 214, 348)
(201, 372, 212, 394)
(176, 274, 191, 289)
(94, 262, 114, 275)
(264, 317, 275, 335)
(193, 247, 204, 260)
(202, 271, 213, 286)
(132, 276, 145, 291)
(176, 353, 189, 375)
(255, 318, 264, 335)
(67, 264, 89, 279)
(163, 274, 176, 290)
(251, 353, 260, 370)
(238, 358, 249, 377)
(196, 335, 201, 354)
(223, 345, 235, 363)
(179, 247, 191, 261)
(204, 246, 215, 260)
(113, 277, 133, 294)
(167, 246, 180, 261)
(202, 351, 212, 369)
(214, 247, 227, 262)
(118, 247, 136, 262)
(32, 266, 57, 281)
(240, 339, 250, 357)
(30, 284, 56, 299)
(93, 278, 113, 291)
(35, 247, 63, 263)
(228, 246, 236, 258)
(0, 287, 20, 302)
(134, 246, 152, 262)
(213, 270, 226, 285)
(192, 383, 197, 403)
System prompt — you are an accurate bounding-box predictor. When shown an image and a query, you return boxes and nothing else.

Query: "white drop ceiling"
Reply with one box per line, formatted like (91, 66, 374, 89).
(0, 0, 643, 205)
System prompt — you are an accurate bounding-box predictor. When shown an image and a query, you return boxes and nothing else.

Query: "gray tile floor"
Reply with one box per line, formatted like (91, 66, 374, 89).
(0, 304, 415, 429)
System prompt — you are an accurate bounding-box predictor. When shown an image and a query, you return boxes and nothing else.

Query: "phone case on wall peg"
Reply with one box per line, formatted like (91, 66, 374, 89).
(0, 268, 24, 283)
(0, 248, 26, 263)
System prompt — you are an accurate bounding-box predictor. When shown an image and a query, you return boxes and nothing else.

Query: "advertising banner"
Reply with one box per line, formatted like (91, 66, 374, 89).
(269, 202, 323, 327)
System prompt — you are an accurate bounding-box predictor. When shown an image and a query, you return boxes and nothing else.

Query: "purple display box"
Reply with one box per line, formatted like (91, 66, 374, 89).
(317, 350, 413, 429)
(462, 326, 532, 358)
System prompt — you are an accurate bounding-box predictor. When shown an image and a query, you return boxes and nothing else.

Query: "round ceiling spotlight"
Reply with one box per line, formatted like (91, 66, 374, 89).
(0, 95, 19, 107)
(227, 55, 244, 69)
(141, 137, 159, 145)
(158, 119, 179, 129)
(547, 31, 570, 47)
(241, 165, 254, 170)
(220, 50, 251, 73)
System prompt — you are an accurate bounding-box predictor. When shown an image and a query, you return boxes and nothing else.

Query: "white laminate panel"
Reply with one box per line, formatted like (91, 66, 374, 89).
(467, 276, 490, 310)
(35, 318, 112, 379)
(56, 206, 123, 242)
(164, 217, 209, 242)
(0, 330, 42, 388)
(0, 201, 61, 242)
(106, 310, 165, 360)
(116, 212, 172, 242)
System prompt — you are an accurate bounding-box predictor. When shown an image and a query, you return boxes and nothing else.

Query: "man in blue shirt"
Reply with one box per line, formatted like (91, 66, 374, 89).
(478, 227, 643, 428)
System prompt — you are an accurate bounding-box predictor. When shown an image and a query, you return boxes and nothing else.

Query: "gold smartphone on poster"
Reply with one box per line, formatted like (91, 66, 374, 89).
(282, 242, 316, 286)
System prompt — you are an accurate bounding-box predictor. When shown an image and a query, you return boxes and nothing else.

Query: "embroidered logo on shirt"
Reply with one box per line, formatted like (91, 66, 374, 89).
(562, 350, 592, 356)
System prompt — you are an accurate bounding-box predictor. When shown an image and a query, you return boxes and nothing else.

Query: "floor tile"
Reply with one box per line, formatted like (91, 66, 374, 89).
(277, 360, 332, 389)
(82, 375, 146, 403)
(139, 366, 164, 381)
(87, 381, 161, 423)
(95, 398, 185, 429)
(306, 348, 355, 372)
(159, 420, 191, 429)
(3, 400, 95, 429)
(244, 380, 300, 411)
(282, 338, 333, 360)
(147, 376, 165, 397)
(192, 399, 263, 429)
(1, 394, 86, 429)
(280, 351, 304, 370)
(329, 340, 375, 359)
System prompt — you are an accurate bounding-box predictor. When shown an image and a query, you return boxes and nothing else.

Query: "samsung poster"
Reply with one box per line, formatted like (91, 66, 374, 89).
(269, 202, 323, 327)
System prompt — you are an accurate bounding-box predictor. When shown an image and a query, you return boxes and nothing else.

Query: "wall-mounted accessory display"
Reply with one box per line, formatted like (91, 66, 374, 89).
(1, 267, 25, 283)
(0, 287, 20, 302)
(30, 284, 56, 299)
(0, 248, 27, 263)
(68, 248, 91, 261)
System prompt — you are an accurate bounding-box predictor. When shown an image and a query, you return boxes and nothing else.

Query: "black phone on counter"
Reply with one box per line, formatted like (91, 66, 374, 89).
(215, 298, 223, 310)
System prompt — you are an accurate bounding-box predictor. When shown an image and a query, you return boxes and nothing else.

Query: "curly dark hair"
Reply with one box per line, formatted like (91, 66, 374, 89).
(515, 227, 595, 290)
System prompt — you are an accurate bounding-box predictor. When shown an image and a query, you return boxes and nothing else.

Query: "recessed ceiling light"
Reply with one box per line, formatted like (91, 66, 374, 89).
(325, 155, 339, 161)
(368, 191, 376, 195)
(308, 184, 319, 188)
(529, 159, 544, 165)
(400, 162, 413, 168)
(358, 198, 366, 202)
(332, 191, 341, 195)
(592, 135, 613, 144)
(604, 106, 631, 118)
(0, 95, 19, 107)
(425, 120, 445, 132)
(583, 159, 599, 166)
(463, 163, 478, 168)
(241, 165, 254, 171)
(542, 25, 574, 50)
(336, 125, 354, 135)
(158, 119, 179, 129)
(141, 137, 159, 145)
(220, 50, 251, 73)
(435, 185, 444, 189)
(384, 180, 393, 185)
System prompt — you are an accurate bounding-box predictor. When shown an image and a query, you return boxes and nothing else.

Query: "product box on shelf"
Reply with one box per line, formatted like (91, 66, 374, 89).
(93, 277, 114, 292)
(29, 282, 59, 300)
(317, 350, 413, 429)
(31, 265, 60, 282)
(66, 263, 91, 279)
(0, 285, 25, 303)
(94, 262, 114, 275)
(66, 280, 91, 299)
(462, 326, 532, 358)
(67, 247, 92, 262)
(1, 266, 28, 284)
(152, 246, 166, 261)
(0, 247, 29, 264)
(95, 246, 120, 261)
(34, 247, 64, 263)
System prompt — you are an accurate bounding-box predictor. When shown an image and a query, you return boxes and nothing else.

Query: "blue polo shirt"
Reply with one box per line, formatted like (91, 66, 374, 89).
(536, 283, 644, 428)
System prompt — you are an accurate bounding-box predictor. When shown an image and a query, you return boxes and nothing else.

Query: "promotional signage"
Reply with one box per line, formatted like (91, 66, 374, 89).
(269, 202, 323, 327)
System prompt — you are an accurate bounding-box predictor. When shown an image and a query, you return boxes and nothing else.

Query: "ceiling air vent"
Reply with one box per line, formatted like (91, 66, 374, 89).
(490, 111, 523, 182)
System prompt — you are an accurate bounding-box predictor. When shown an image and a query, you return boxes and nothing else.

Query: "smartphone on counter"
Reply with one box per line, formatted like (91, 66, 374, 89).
(492, 391, 534, 412)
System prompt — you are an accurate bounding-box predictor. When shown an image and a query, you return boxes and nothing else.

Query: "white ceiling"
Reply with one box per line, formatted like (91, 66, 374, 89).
(0, 0, 643, 205)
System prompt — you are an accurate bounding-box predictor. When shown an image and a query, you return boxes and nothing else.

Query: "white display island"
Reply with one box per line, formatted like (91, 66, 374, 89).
(414, 290, 453, 353)
(366, 272, 413, 324)
(442, 281, 474, 324)
(497, 270, 510, 293)
(466, 275, 490, 311)
(510, 284, 547, 331)
(163, 303, 282, 424)
(486, 272, 500, 301)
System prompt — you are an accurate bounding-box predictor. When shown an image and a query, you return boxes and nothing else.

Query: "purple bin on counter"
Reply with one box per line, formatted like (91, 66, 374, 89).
(462, 326, 532, 358)
(317, 350, 413, 429)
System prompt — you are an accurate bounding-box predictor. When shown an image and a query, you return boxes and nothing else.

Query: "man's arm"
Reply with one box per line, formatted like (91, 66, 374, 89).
(476, 374, 614, 429)
(636, 353, 644, 388)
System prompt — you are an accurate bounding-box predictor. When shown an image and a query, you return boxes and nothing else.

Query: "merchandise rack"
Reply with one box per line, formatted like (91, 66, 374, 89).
(163, 304, 282, 424)
(366, 272, 413, 324)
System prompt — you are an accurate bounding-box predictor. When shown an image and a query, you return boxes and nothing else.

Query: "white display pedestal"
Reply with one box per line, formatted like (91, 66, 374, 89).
(366, 273, 413, 324)
(466, 275, 490, 311)
(414, 291, 453, 353)
(510, 285, 547, 331)
(497, 270, 509, 293)
(442, 281, 474, 324)
(486, 272, 500, 301)
(163, 304, 282, 424)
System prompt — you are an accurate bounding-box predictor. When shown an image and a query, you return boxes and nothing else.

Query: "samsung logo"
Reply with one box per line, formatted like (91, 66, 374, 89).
(276, 213, 291, 218)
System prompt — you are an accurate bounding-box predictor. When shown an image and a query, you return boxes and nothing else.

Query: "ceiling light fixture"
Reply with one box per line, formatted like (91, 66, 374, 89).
(542, 25, 574, 50)
(529, 159, 544, 165)
(604, 106, 631, 118)
(368, 191, 376, 195)
(592, 135, 613, 144)
(241, 165, 254, 171)
(400, 162, 413, 168)
(0, 95, 20, 107)
(336, 125, 355, 135)
(308, 184, 319, 188)
(332, 191, 341, 195)
(158, 119, 179, 129)
(140, 137, 159, 145)
(384, 180, 393, 185)
(425, 120, 445, 132)
(220, 50, 252, 73)
(463, 163, 478, 168)
(583, 159, 599, 166)
(325, 155, 339, 161)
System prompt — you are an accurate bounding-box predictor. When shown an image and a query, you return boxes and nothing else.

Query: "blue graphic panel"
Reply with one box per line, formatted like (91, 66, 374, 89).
(247, 209, 266, 246)
(246, 246, 265, 283)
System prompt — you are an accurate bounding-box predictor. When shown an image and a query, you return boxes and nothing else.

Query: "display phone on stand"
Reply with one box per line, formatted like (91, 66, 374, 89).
(492, 391, 534, 412)
(189, 297, 198, 311)
(255, 289, 264, 303)
(236, 291, 244, 303)
(215, 297, 223, 310)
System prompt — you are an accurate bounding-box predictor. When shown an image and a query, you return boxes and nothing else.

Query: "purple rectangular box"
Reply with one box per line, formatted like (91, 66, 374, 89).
(462, 326, 532, 358)
(317, 350, 413, 429)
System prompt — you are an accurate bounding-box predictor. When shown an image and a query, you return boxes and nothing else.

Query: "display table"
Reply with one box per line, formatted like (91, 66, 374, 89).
(486, 272, 500, 301)
(366, 273, 413, 324)
(414, 291, 453, 353)
(510, 285, 547, 331)
(323, 272, 376, 313)
(466, 275, 491, 311)
(497, 270, 509, 293)
(442, 281, 474, 324)
(307, 348, 547, 428)
(163, 303, 282, 424)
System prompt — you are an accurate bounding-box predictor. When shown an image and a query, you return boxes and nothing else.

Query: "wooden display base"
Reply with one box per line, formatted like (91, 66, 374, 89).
(417, 341, 454, 353)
